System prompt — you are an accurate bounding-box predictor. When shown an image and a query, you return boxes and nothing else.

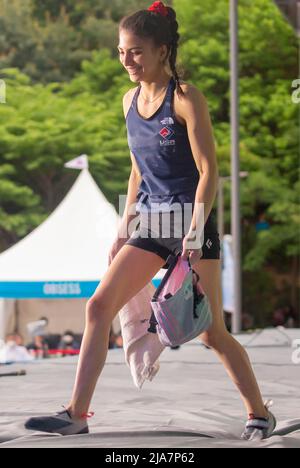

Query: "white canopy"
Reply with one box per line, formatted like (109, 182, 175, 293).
(0, 169, 121, 283)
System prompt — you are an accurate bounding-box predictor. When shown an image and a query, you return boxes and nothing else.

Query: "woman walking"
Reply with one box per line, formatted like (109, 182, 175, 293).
(25, 2, 275, 440)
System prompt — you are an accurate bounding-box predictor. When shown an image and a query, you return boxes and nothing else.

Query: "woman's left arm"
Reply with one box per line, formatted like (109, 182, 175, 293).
(180, 85, 219, 237)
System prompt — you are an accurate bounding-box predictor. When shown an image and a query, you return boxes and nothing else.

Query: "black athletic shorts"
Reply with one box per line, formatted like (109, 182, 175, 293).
(125, 210, 221, 269)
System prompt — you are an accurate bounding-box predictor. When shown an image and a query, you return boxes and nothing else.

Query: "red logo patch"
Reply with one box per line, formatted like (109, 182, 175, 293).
(159, 126, 174, 139)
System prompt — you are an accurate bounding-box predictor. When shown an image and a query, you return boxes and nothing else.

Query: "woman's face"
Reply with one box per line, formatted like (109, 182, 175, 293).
(118, 29, 167, 82)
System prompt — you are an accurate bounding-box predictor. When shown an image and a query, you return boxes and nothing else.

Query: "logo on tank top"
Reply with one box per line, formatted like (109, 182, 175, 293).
(161, 117, 174, 125)
(159, 125, 175, 146)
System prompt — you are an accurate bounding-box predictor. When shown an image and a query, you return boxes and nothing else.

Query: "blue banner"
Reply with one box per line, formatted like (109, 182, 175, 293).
(0, 279, 162, 299)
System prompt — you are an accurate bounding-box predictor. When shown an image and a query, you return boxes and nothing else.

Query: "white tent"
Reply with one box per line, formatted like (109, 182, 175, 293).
(0, 169, 164, 339)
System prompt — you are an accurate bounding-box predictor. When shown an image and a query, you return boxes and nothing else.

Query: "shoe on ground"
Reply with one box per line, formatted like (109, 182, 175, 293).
(241, 400, 276, 441)
(25, 407, 93, 436)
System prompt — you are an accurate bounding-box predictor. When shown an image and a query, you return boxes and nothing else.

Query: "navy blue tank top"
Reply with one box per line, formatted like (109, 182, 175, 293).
(126, 76, 200, 213)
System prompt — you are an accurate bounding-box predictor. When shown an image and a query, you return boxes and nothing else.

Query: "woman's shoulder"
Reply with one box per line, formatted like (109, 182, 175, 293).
(174, 79, 208, 120)
(175, 79, 206, 100)
(123, 86, 139, 119)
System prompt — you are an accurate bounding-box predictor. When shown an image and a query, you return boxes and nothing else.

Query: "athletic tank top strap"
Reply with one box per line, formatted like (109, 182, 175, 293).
(131, 85, 140, 111)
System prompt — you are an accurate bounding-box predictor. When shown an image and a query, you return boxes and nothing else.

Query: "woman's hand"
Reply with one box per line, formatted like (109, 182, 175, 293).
(181, 232, 203, 266)
(108, 236, 128, 266)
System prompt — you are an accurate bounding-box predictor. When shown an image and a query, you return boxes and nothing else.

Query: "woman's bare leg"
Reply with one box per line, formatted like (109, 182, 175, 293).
(66, 245, 165, 419)
(193, 259, 268, 418)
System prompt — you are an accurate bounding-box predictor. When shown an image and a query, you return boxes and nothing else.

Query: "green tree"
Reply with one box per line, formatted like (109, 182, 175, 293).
(0, 0, 151, 83)
(175, 0, 299, 319)
(0, 52, 134, 245)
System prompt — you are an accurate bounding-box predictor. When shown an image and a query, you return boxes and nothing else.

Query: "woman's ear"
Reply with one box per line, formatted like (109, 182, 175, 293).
(160, 44, 168, 63)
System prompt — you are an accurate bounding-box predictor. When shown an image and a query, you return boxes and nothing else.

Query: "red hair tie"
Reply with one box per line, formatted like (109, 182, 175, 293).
(148, 1, 168, 17)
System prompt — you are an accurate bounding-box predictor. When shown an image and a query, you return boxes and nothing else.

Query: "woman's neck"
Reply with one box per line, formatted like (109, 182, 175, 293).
(139, 72, 171, 100)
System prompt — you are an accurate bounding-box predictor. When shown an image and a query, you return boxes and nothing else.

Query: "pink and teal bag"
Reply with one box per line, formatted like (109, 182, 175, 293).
(148, 252, 212, 347)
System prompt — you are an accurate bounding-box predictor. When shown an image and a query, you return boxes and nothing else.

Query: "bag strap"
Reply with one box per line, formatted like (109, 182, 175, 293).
(152, 251, 182, 301)
(148, 251, 181, 334)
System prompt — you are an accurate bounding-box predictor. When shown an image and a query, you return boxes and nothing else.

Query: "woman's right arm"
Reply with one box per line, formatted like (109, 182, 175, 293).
(108, 91, 142, 263)
(117, 151, 141, 239)
(108, 157, 141, 264)
(117, 89, 142, 239)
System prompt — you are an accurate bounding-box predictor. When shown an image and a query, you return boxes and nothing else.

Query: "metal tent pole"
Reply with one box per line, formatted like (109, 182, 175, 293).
(230, 0, 242, 333)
